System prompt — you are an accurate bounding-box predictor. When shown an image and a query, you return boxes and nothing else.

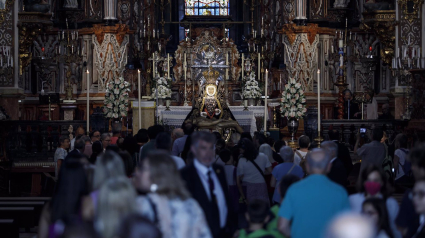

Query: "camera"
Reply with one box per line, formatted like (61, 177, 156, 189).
(360, 128, 366, 138)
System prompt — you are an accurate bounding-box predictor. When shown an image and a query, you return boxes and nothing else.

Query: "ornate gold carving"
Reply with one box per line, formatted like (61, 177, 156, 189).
(398, 0, 424, 22)
(278, 24, 331, 45)
(361, 10, 397, 66)
(18, 23, 43, 75)
(0, 0, 14, 25)
(89, 24, 132, 46)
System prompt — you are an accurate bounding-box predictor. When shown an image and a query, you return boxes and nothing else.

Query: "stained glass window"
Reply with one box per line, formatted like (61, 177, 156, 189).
(185, 0, 229, 16)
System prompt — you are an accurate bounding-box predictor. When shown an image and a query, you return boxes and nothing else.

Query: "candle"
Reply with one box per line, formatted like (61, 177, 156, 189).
(338, 39, 344, 48)
(152, 53, 155, 78)
(331, 45, 334, 54)
(279, 74, 282, 93)
(242, 54, 244, 80)
(184, 53, 187, 81)
(226, 53, 229, 80)
(138, 69, 142, 129)
(264, 69, 268, 133)
(167, 53, 170, 79)
(317, 69, 321, 133)
(153, 29, 155, 38)
(86, 70, 90, 134)
(258, 53, 261, 82)
(11, 55, 12, 67)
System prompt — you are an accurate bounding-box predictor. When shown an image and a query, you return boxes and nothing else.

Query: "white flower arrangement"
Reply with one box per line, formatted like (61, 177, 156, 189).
(280, 77, 307, 119)
(104, 77, 131, 119)
(242, 72, 262, 99)
(151, 77, 172, 99)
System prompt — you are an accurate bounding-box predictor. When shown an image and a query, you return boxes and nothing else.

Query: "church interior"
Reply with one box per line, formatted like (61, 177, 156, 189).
(0, 0, 425, 237)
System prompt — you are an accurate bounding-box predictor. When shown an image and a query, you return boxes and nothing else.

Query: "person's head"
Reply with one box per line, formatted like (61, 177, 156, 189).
(362, 198, 394, 238)
(321, 141, 338, 159)
(74, 138, 86, 152)
(101, 133, 111, 149)
(280, 146, 295, 163)
(93, 150, 126, 190)
(298, 135, 311, 149)
(372, 128, 384, 142)
(238, 138, 259, 162)
(147, 125, 165, 140)
(219, 149, 233, 165)
(259, 144, 273, 163)
(410, 144, 425, 180)
(171, 128, 184, 141)
(413, 180, 425, 215)
(216, 138, 226, 152)
(328, 129, 340, 141)
(76, 127, 85, 137)
(278, 174, 300, 201)
(136, 129, 149, 144)
(274, 140, 285, 153)
(90, 130, 101, 142)
(135, 151, 190, 199)
(112, 123, 122, 136)
(182, 122, 194, 135)
(80, 135, 91, 145)
(394, 133, 408, 149)
(343, 89, 353, 101)
(366, 89, 375, 101)
(155, 132, 173, 151)
(325, 213, 375, 238)
(122, 136, 139, 156)
(357, 164, 390, 198)
(245, 200, 270, 225)
(96, 176, 136, 238)
(253, 133, 266, 148)
(116, 214, 161, 238)
(50, 159, 88, 222)
(240, 132, 253, 142)
(92, 141, 103, 154)
(191, 131, 216, 166)
(59, 136, 71, 149)
(382, 103, 390, 115)
(306, 148, 331, 174)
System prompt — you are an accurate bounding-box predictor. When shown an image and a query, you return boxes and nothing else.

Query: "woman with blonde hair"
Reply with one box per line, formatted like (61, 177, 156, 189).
(134, 150, 212, 238)
(82, 150, 126, 221)
(95, 176, 136, 238)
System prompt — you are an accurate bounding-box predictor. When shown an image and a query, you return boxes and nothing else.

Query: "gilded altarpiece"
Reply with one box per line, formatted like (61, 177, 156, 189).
(0, 0, 14, 87)
(172, 29, 241, 106)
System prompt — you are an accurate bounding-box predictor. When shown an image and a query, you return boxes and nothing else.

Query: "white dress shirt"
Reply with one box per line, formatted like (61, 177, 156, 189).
(193, 159, 228, 228)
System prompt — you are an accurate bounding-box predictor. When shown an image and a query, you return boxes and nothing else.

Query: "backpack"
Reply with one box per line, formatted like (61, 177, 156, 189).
(399, 148, 412, 177)
(382, 156, 394, 184)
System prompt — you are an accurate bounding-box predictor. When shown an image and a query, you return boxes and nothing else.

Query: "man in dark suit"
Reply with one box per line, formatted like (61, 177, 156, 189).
(66, 135, 85, 159)
(181, 131, 230, 238)
(322, 141, 348, 187)
(328, 129, 353, 176)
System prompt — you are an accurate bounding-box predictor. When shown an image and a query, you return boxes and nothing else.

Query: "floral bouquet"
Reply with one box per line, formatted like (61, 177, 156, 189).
(151, 77, 172, 99)
(280, 77, 307, 119)
(242, 72, 262, 99)
(104, 77, 131, 119)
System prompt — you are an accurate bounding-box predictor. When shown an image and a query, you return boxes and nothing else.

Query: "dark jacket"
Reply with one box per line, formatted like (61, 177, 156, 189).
(328, 158, 348, 187)
(180, 162, 231, 238)
(334, 141, 354, 175)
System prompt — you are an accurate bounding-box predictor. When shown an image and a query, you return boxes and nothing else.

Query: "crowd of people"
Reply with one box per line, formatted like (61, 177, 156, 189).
(45, 123, 424, 238)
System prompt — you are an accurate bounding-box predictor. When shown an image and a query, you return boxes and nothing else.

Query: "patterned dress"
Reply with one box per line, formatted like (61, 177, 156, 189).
(136, 194, 212, 238)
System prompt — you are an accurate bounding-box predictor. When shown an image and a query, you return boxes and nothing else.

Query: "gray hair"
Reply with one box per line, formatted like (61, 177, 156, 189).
(259, 144, 273, 163)
(191, 131, 215, 147)
(321, 141, 338, 158)
(96, 176, 136, 238)
(280, 146, 295, 163)
(80, 135, 91, 144)
(101, 133, 110, 141)
(172, 128, 184, 138)
(306, 148, 331, 171)
(93, 150, 126, 190)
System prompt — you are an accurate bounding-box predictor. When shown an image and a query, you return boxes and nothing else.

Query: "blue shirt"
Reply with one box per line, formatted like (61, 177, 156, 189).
(278, 174, 349, 238)
(172, 135, 188, 156)
(271, 163, 304, 203)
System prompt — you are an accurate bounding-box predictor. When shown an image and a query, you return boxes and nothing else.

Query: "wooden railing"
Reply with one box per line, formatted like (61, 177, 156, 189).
(0, 120, 87, 162)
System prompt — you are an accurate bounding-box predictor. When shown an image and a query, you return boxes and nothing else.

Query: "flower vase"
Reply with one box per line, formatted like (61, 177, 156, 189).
(157, 99, 165, 106)
(287, 117, 299, 142)
(165, 99, 171, 111)
(248, 98, 256, 106)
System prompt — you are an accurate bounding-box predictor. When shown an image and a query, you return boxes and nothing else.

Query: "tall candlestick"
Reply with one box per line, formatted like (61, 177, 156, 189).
(167, 53, 170, 79)
(258, 53, 261, 82)
(226, 53, 229, 80)
(138, 70, 142, 129)
(152, 53, 155, 78)
(86, 70, 90, 135)
(317, 69, 321, 133)
(264, 69, 268, 133)
(242, 53, 244, 80)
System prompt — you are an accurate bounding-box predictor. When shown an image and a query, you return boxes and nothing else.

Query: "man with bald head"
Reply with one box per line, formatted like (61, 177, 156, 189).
(278, 148, 350, 238)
